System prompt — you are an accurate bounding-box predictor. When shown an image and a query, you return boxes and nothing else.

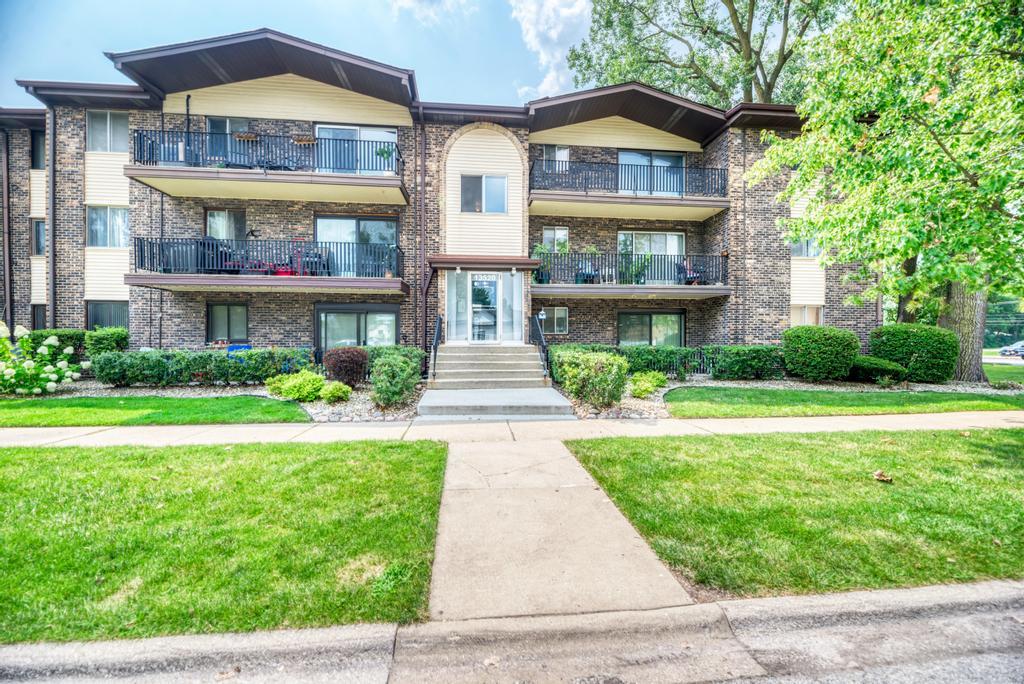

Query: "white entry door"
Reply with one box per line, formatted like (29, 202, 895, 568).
(446, 270, 524, 343)
(470, 273, 500, 343)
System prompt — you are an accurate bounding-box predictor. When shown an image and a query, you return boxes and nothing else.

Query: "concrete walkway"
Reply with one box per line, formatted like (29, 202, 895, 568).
(4, 579, 1022, 682)
(429, 439, 690, 620)
(3, 409, 1023, 446)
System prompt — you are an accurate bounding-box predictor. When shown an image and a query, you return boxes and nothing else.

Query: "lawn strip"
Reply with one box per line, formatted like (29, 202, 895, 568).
(0, 395, 310, 426)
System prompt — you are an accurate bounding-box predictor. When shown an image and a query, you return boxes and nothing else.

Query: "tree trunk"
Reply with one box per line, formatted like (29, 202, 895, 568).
(938, 282, 987, 382)
(896, 257, 918, 322)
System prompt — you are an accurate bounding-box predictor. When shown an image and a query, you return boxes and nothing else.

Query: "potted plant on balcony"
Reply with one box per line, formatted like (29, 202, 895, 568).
(619, 253, 650, 285)
(291, 134, 316, 145)
(531, 243, 552, 284)
(232, 131, 258, 142)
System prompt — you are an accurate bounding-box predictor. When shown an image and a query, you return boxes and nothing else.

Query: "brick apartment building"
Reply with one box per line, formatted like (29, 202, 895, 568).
(0, 29, 880, 357)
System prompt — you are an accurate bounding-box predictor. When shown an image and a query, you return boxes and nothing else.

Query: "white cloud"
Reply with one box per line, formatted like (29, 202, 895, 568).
(509, 0, 591, 101)
(388, 0, 477, 25)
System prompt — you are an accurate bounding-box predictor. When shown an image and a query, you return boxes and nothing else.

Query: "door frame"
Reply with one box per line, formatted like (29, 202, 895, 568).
(468, 271, 501, 344)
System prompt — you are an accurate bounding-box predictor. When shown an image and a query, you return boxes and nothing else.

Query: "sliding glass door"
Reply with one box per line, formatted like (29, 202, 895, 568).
(618, 150, 684, 195)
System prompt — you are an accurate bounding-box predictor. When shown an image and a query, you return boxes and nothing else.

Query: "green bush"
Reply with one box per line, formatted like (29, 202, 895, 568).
(849, 354, 908, 384)
(869, 324, 959, 383)
(629, 370, 668, 399)
(371, 354, 420, 407)
(84, 327, 129, 357)
(323, 347, 368, 385)
(618, 346, 695, 378)
(319, 380, 353, 403)
(91, 348, 311, 387)
(367, 345, 426, 370)
(549, 344, 617, 383)
(782, 326, 860, 382)
(25, 329, 86, 363)
(558, 351, 629, 407)
(705, 345, 784, 380)
(266, 370, 324, 402)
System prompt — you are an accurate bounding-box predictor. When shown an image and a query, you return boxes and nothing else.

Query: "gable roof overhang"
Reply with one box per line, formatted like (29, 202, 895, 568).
(528, 82, 727, 144)
(0, 107, 46, 129)
(414, 101, 531, 128)
(105, 28, 417, 106)
(16, 81, 159, 109)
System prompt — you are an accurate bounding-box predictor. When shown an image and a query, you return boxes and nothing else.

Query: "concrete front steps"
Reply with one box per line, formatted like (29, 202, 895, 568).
(416, 389, 574, 418)
(428, 344, 549, 390)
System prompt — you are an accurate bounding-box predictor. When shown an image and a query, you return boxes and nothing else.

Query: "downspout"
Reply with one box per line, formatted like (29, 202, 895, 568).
(47, 108, 56, 328)
(1, 129, 12, 334)
(158, 106, 165, 349)
(740, 128, 747, 345)
(418, 106, 429, 350)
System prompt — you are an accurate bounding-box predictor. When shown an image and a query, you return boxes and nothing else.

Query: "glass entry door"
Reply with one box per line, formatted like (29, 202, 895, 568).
(470, 273, 500, 342)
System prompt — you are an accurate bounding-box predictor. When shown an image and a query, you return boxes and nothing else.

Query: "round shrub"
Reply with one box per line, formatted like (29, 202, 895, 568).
(558, 351, 629, 407)
(705, 345, 784, 380)
(782, 326, 859, 382)
(320, 380, 352, 403)
(849, 355, 908, 384)
(868, 324, 959, 383)
(371, 354, 419, 407)
(265, 369, 325, 402)
(323, 347, 368, 386)
(84, 327, 129, 357)
(628, 371, 667, 399)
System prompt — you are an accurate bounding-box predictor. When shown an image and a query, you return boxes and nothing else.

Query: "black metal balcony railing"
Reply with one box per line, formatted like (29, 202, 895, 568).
(132, 130, 403, 176)
(529, 160, 727, 197)
(134, 237, 403, 279)
(532, 251, 727, 286)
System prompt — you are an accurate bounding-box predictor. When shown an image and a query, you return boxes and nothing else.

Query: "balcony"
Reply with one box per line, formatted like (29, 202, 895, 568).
(528, 160, 729, 220)
(124, 237, 408, 295)
(530, 251, 730, 300)
(124, 131, 408, 205)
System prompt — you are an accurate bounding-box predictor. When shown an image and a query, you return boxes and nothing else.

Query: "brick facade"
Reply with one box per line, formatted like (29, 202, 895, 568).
(4, 129, 33, 329)
(533, 297, 727, 346)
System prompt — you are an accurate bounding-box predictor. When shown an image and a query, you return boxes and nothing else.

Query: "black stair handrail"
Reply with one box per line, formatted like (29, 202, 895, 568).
(430, 314, 443, 379)
(529, 314, 550, 378)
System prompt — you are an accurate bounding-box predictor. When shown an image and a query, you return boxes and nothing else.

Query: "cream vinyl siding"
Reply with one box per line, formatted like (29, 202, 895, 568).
(163, 74, 413, 127)
(29, 169, 46, 218)
(790, 258, 826, 306)
(30, 256, 47, 304)
(528, 116, 700, 153)
(85, 152, 130, 204)
(84, 248, 130, 300)
(445, 128, 525, 256)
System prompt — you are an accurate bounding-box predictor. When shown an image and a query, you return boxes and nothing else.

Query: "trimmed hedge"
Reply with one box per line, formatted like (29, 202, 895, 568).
(323, 347, 368, 385)
(849, 355, 908, 383)
(629, 370, 668, 399)
(84, 327, 129, 358)
(705, 345, 784, 380)
(548, 343, 692, 380)
(782, 326, 860, 382)
(557, 351, 629, 407)
(869, 324, 959, 383)
(25, 329, 86, 363)
(266, 369, 324, 402)
(92, 348, 311, 387)
(371, 354, 420, 407)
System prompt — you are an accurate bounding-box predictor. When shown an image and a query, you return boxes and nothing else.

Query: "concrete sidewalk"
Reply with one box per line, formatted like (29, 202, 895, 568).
(3, 409, 1023, 446)
(4, 580, 1021, 682)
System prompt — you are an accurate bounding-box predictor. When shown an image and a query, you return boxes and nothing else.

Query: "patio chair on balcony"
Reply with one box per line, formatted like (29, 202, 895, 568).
(677, 259, 705, 285)
(574, 258, 599, 284)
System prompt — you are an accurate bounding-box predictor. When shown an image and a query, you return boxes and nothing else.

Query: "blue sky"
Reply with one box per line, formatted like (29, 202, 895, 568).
(0, 0, 592, 108)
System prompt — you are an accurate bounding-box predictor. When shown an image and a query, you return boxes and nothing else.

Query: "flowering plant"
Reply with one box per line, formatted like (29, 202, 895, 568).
(0, 322, 84, 395)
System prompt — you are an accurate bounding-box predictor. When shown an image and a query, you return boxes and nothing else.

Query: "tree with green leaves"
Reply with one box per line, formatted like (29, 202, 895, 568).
(749, 0, 1024, 382)
(568, 0, 843, 108)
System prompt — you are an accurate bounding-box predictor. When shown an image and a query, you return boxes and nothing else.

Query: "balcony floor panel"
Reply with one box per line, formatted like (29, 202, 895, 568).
(531, 284, 731, 300)
(125, 273, 409, 295)
(528, 192, 727, 220)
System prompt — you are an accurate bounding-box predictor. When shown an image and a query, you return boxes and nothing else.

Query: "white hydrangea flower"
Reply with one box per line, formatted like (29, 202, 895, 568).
(63, 346, 74, 355)
(37, 346, 50, 355)
(49, 373, 59, 381)
(0, 321, 9, 338)
(72, 372, 81, 380)
(62, 377, 73, 384)
(23, 360, 34, 369)
(81, 361, 91, 370)
(46, 382, 57, 392)
(43, 336, 59, 346)
(15, 388, 26, 395)
(13, 325, 29, 339)
(32, 387, 41, 394)
(56, 360, 68, 369)
(3, 368, 14, 377)
(44, 365, 54, 373)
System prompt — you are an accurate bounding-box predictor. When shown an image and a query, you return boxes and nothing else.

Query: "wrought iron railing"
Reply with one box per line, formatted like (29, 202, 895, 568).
(430, 314, 443, 380)
(529, 160, 727, 197)
(132, 130, 403, 176)
(529, 314, 550, 378)
(134, 237, 402, 278)
(532, 251, 727, 286)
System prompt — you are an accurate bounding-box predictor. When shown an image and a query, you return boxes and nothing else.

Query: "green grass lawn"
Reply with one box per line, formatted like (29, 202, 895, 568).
(0, 440, 446, 643)
(985, 363, 1024, 384)
(0, 395, 310, 427)
(664, 386, 1024, 418)
(568, 429, 1024, 597)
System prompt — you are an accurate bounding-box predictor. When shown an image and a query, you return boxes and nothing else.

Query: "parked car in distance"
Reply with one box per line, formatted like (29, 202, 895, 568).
(998, 341, 1024, 356)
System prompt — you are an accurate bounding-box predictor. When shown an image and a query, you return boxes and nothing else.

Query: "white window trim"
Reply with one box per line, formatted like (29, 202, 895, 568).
(461, 174, 508, 214)
(790, 305, 823, 326)
(542, 226, 569, 252)
(541, 306, 569, 335)
(86, 110, 128, 153)
(542, 144, 569, 161)
(617, 230, 686, 255)
(86, 205, 130, 248)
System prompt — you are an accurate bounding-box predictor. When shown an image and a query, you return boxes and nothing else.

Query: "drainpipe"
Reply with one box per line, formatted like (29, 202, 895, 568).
(47, 108, 56, 328)
(418, 106, 429, 350)
(1, 129, 12, 334)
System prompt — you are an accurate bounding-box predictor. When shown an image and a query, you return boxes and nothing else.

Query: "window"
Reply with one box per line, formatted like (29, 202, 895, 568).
(206, 210, 246, 240)
(86, 110, 129, 152)
(461, 175, 507, 213)
(790, 305, 823, 326)
(618, 150, 684, 194)
(316, 304, 398, 350)
(542, 227, 569, 253)
(540, 306, 568, 335)
(207, 304, 248, 343)
(87, 301, 128, 330)
(540, 144, 569, 172)
(31, 220, 46, 256)
(618, 231, 685, 255)
(791, 239, 822, 257)
(31, 305, 46, 330)
(87, 207, 129, 247)
(617, 311, 684, 346)
(30, 130, 45, 169)
(315, 216, 397, 245)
